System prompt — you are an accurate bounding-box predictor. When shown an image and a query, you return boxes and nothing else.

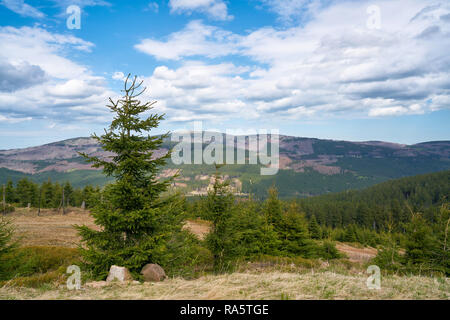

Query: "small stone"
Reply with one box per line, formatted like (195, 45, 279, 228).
(140, 263, 166, 282)
(106, 265, 133, 282)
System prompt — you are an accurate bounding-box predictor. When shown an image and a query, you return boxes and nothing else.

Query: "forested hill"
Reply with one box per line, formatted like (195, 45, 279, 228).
(298, 170, 450, 230)
(0, 135, 449, 198)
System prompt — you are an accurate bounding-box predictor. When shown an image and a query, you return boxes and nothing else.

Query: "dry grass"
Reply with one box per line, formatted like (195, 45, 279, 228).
(3, 209, 448, 300)
(335, 243, 377, 263)
(11, 209, 209, 246)
(183, 219, 211, 240)
(0, 271, 448, 300)
(9, 208, 98, 247)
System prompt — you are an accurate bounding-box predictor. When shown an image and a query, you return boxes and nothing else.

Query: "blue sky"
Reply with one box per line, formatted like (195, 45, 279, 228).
(0, 0, 449, 149)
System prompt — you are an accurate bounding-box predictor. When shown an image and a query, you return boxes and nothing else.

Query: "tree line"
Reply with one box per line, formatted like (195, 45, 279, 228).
(2, 178, 100, 212)
(296, 170, 449, 231)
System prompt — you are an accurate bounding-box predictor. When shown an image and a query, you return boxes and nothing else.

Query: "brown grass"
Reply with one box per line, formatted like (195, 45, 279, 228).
(9, 208, 98, 247)
(10, 209, 209, 246)
(183, 219, 211, 240)
(335, 243, 377, 263)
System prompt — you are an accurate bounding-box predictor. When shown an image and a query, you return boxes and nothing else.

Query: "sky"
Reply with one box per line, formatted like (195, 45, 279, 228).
(0, 0, 449, 149)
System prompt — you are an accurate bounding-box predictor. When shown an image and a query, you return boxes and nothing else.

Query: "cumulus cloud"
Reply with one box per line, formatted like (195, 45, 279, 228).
(0, 61, 46, 92)
(0, 26, 114, 124)
(135, 0, 450, 122)
(135, 20, 239, 60)
(169, 0, 232, 21)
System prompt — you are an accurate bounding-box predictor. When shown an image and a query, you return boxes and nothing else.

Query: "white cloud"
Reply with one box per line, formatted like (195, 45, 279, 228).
(368, 104, 425, 117)
(0, 26, 114, 123)
(0, 0, 45, 18)
(169, 0, 232, 21)
(0, 114, 32, 123)
(258, 0, 317, 23)
(135, 0, 450, 122)
(112, 71, 126, 81)
(135, 20, 239, 60)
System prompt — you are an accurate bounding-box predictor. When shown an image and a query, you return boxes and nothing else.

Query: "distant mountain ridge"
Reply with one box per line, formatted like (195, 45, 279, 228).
(0, 134, 449, 198)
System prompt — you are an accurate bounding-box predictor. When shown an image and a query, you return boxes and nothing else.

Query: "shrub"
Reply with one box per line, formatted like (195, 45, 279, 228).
(319, 240, 342, 260)
(4, 270, 65, 288)
(0, 246, 82, 284)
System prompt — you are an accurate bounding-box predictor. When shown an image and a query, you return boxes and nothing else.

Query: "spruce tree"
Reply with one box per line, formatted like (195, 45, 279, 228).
(76, 74, 184, 279)
(264, 187, 283, 227)
(205, 169, 235, 271)
(404, 212, 439, 273)
(433, 203, 450, 275)
(278, 202, 315, 257)
(5, 180, 15, 204)
(308, 214, 322, 239)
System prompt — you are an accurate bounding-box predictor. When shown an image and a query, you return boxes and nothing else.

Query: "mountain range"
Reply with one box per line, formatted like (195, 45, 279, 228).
(0, 134, 449, 198)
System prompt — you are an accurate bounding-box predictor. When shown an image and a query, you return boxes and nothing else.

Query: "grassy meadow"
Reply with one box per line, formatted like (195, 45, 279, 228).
(0, 208, 448, 300)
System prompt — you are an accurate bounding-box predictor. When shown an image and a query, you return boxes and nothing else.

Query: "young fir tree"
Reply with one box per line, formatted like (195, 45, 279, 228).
(5, 180, 15, 204)
(76, 74, 184, 279)
(308, 214, 322, 239)
(278, 202, 316, 257)
(403, 212, 439, 273)
(433, 203, 450, 275)
(264, 187, 283, 227)
(205, 168, 235, 271)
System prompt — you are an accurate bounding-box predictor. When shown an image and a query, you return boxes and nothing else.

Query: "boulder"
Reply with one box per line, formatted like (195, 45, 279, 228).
(140, 263, 166, 282)
(106, 265, 133, 282)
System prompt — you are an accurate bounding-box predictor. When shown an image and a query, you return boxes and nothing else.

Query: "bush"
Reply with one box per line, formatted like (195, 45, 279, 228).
(161, 231, 214, 279)
(0, 246, 82, 285)
(4, 271, 65, 288)
(319, 240, 342, 260)
(371, 245, 403, 273)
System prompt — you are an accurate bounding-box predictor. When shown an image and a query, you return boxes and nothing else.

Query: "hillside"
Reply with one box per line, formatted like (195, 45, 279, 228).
(0, 134, 449, 198)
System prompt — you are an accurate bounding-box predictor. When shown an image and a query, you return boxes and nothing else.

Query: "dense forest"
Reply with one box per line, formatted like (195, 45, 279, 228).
(297, 170, 449, 230)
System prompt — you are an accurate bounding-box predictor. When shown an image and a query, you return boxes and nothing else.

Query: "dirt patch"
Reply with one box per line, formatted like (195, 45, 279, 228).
(336, 243, 377, 263)
(183, 219, 211, 240)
